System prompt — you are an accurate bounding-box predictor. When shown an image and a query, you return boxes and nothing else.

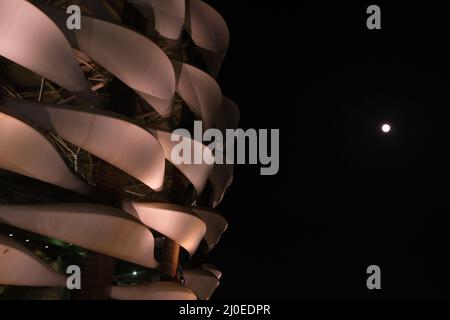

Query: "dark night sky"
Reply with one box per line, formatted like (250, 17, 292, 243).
(205, 1, 450, 299)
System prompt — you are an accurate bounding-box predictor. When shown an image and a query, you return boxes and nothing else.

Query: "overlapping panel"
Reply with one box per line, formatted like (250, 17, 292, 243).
(123, 202, 206, 256)
(152, 129, 214, 196)
(186, 0, 230, 75)
(192, 208, 228, 252)
(214, 96, 240, 134)
(0, 234, 66, 287)
(35, 2, 176, 117)
(209, 96, 240, 207)
(110, 282, 197, 300)
(174, 61, 222, 130)
(187, 0, 229, 53)
(184, 268, 220, 300)
(202, 264, 222, 280)
(1, 98, 166, 191)
(0, 204, 158, 268)
(0, 112, 89, 195)
(129, 0, 185, 40)
(0, 0, 98, 105)
(75, 16, 176, 117)
(209, 164, 234, 208)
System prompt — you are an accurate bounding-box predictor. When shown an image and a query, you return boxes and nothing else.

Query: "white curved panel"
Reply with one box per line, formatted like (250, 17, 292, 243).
(130, 0, 185, 40)
(187, 0, 229, 53)
(123, 202, 206, 256)
(76, 17, 176, 117)
(209, 96, 240, 207)
(35, 3, 176, 117)
(209, 163, 234, 208)
(0, 204, 158, 268)
(0, 234, 66, 287)
(1, 99, 166, 191)
(192, 208, 228, 252)
(187, 0, 230, 75)
(184, 268, 220, 300)
(215, 96, 240, 134)
(0, 0, 98, 105)
(152, 129, 214, 195)
(110, 282, 197, 300)
(174, 61, 222, 130)
(0, 113, 89, 195)
(202, 264, 222, 280)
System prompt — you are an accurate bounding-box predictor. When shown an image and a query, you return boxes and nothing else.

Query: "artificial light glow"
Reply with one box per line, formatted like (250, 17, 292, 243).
(25, 239, 30, 242)
(9, 234, 13, 237)
(132, 271, 138, 276)
(382, 124, 391, 133)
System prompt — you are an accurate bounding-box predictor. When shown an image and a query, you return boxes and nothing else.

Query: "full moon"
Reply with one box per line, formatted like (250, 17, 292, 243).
(381, 124, 391, 133)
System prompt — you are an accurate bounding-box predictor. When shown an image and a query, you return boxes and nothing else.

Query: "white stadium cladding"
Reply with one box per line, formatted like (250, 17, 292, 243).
(0, 0, 237, 300)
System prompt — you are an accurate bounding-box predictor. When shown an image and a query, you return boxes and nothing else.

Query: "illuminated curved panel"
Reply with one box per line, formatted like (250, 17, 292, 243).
(215, 96, 240, 134)
(184, 268, 220, 300)
(209, 96, 240, 207)
(130, 0, 185, 40)
(0, 234, 66, 287)
(123, 202, 206, 256)
(0, 112, 89, 195)
(187, 0, 229, 52)
(174, 61, 222, 130)
(0, 0, 98, 105)
(192, 208, 228, 252)
(0, 204, 158, 268)
(152, 129, 214, 196)
(75, 16, 176, 117)
(34, 3, 176, 117)
(202, 264, 222, 280)
(110, 282, 197, 300)
(186, 0, 230, 75)
(209, 163, 234, 208)
(1, 98, 165, 191)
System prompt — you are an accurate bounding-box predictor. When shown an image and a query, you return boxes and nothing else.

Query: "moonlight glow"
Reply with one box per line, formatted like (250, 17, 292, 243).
(381, 124, 391, 133)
